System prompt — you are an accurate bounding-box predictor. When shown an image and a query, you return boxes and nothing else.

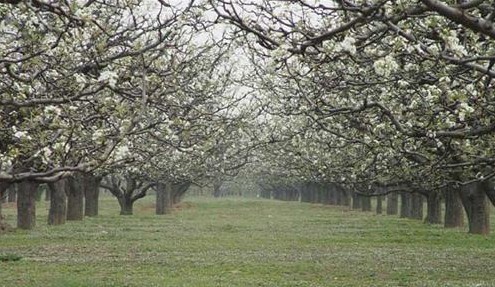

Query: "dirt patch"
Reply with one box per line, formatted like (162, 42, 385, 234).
(173, 202, 195, 211)
(137, 201, 195, 213)
(137, 203, 157, 212)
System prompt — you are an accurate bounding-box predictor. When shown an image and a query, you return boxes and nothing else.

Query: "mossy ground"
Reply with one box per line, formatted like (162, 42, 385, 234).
(1, 195, 494, 286)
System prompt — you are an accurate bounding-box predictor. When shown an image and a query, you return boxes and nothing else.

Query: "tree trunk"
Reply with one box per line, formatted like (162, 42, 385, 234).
(425, 191, 442, 224)
(376, 195, 383, 214)
(341, 187, 351, 206)
(0, 183, 10, 220)
(301, 183, 310, 203)
(171, 182, 190, 205)
(17, 181, 39, 230)
(47, 179, 67, 225)
(119, 196, 134, 215)
(361, 195, 372, 211)
(328, 185, 337, 205)
(444, 187, 465, 228)
(66, 175, 84, 221)
(334, 185, 343, 205)
(0, 188, 8, 206)
(485, 184, 495, 207)
(84, 174, 101, 217)
(400, 192, 412, 218)
(310, 183, 318, 203)
(156, 182, 172, 215)
(213, 180, 222, 198)
(387, 192, 399, 215)
(460, 181, 490, 235)
(410, 193, 424, 220)
(352, 192, 362, 209)
(8, 185, 16, 202)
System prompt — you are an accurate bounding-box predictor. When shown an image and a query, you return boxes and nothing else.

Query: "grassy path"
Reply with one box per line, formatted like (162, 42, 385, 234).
(1, 196, 495, 286)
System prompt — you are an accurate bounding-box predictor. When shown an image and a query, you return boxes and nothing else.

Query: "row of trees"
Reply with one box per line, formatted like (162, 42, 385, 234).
(3, 0, 495, 235)
(0, 173, 192, 229)
(256, 178, 469, 229)
(0, 0, 260, 229)
(209, 0, 495, 234)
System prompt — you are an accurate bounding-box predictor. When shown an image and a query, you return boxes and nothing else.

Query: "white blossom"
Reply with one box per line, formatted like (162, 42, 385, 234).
(14, 130, 31, 140)
(98, 70, 118, 88)
(336, 36, 356, 55)
(373, 55, 399, 77)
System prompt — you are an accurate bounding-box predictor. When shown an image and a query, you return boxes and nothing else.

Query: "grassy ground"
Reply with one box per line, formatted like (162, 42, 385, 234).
(1, 195, 495, 287)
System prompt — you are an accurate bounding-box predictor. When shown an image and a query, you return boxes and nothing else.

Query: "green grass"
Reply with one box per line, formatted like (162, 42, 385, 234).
(1, 195, 495, 286)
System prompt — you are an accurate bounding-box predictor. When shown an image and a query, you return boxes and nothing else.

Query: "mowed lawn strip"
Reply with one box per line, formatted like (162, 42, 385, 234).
(1, 196, 495, 287)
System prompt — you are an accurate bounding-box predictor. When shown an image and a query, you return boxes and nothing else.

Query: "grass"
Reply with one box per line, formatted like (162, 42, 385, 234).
(1, 195, 495, 286)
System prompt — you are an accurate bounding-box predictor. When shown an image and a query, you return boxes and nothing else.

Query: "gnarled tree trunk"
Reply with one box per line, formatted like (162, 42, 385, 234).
(301, 183, 311, 203)
(156, 182, 172, 215)
(118, 195, 134, 215)
(410, 193, 424, 220)
(444, 187, 464, 228)
(485, 184, 495, 207)
(376, 196, 383, 214)
(213, 180, 222, 198)
(84, 174, 102, 217)
(66, 175, 84, 221)
(460, 181, 490, 235)
(425, 191, 442, 224)
(48, 178, 67, 225)
(171, 182, 191, 205)
(8, 184, 16, 202)
(341, 187, 351, 206)
(0, 183, 10, 219)
(17, 181, 39, 230)
(0, 183, 12, 232)
(387, 192, 399, 215)
(361, 195, 372, 211)
(352, 192, 362, 210)
(400, 192, 412, 218)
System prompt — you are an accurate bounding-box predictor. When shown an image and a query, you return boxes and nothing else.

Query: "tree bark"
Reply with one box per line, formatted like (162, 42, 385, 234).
(485, 184, 495, 206)
(8, 184, 16, 202)
(301, 183, 310, 203)
(84, 174, 101, 217)
(376, 195, 383, 214)
(444, 187, 465, 228)
(213, 180, 222, 198)
(460, 181, 490, 235)
(352, 192, 362, 209)
(171, 182, 190, 204)
(340, 186, 351, 206)
(0, 183, 10, 220)
(156, 182, 172, 215)
(361, 195, 372, 211)
(310, 183, 318, 203)
(118, 196, 134, 215)
(410, 193, 424, 220)
(334, 185, 342, 205)
(47, 178, 67, 225)
(400, 192, 412, 218)
(425, 191, 442, 224)
(66, 175, 84, 221)
(17, 181, 39, 230)
(1, 186, 6, 204)
(387, 192, 399, 215)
